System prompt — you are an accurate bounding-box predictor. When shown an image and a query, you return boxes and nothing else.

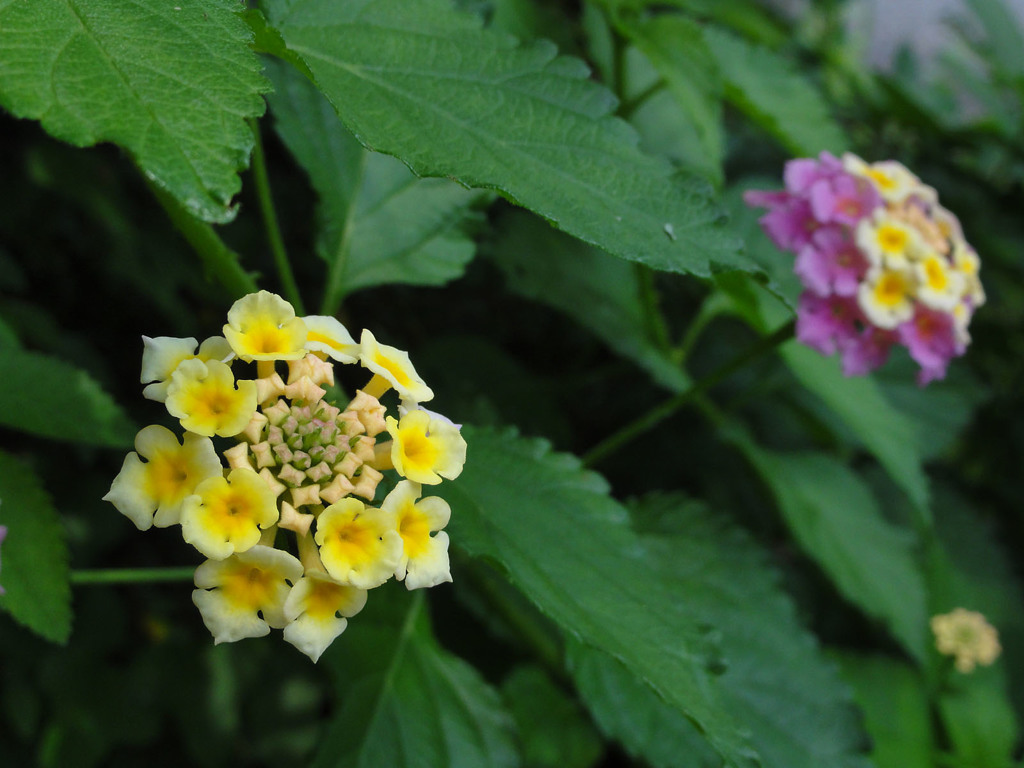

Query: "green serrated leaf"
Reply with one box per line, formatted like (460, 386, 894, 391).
(833, 653, 932, 768)
(265, 58, 486, 308)
(778, 341, 931, 515)
(0, 347, 135, 448)
(568, 639, 719, 768)
(313, 589, 518, 768)
(619, 15, 724, 186)
(570, 494, 872, 768)
(501, 666, 603, 768)
(702, 26, 848, 156)
(490, 210, 689, 393)
(439, 426, 759, 768)
(0, 0, 268, 223)
(262, 0, 749, 278)
(727, 432, 929, 662)
(0, 451, 71, 643)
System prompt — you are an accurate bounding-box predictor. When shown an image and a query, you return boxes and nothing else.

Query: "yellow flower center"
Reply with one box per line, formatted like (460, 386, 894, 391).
(304, 580, 347, 620)
(924, 258, 949, 291)
(245, 323, 292, 355)
(325, 518, 376, 567)
(222, 564, 276, 611)
(876, 224, 908, 254)
(145, 451, 191, 502)
(194, 386, 234, 418)
(205, 487, 261, 539)
(867, 168, 896, 191)
(398, 504, 431, 558)
(874, 271, 910, 307)
(400, 426, 438, 474)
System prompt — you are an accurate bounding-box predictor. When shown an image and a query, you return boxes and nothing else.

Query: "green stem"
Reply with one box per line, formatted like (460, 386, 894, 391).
(582, 320, 796, 468)
(249, 120, 305, 314)
(619, 80, 666, 120)
(635, 263, 671, 352)
(671, 294, 721, 367)
(148, 181, 258, 299)
(70, 566, 196, 586)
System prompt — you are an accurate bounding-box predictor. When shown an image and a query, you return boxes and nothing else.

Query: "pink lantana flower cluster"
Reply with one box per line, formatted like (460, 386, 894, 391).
(745, 152, 985, 385)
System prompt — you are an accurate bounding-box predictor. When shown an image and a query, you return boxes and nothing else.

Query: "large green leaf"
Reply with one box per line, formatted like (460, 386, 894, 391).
(501, 666, 603, 768)
(440, 426, 759, 768)
(264, 58, 486, 309)
(261, 0, 749, 278)
(313, 589, 518, 768)
(833, 654, 932, 768)
(778, 342, 931, 516)
(0, 0, 268, 223)
(571, 495, 872, 768)
(489, 210, 689, 393)
(618, 15, 724, 185)
(703, 26, 848, 156)
(569, 642, 717, 767)
(0, 346, 134, 448)
(0, 451, 71, 643)
(729, 433, 928, 662)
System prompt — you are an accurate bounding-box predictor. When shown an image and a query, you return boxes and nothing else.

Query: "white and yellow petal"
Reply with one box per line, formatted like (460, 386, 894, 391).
(857, 265, 916, 329)
(386, 410, 467, 485)
(141, 336, 235, 402)
(952, 302, 973, 347)
(382, 480, 452, 589)
(223, 291, 308, 362)
(914, 253, 964, 312)
(181, 468, 279, 560)
(192, 546, 303, 643)
(359, 329, 434, 403)
(855, 212, 922, 268)
(303, 315, 359, 363)
(166, 358, 257, 438)
(314, 498, 402, 589)
(141, 336, 198, 402)
(843, 154, 920, 203)
(103, 425, 221, 530)
(952, 242, 986, 307)
(283, 572, 368, 662)
(196, 335, 234, 364)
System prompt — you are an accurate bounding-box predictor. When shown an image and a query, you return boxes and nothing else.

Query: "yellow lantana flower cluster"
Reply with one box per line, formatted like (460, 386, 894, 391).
(104, 291, 466, 662)
(931, 608, 1001, 674)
